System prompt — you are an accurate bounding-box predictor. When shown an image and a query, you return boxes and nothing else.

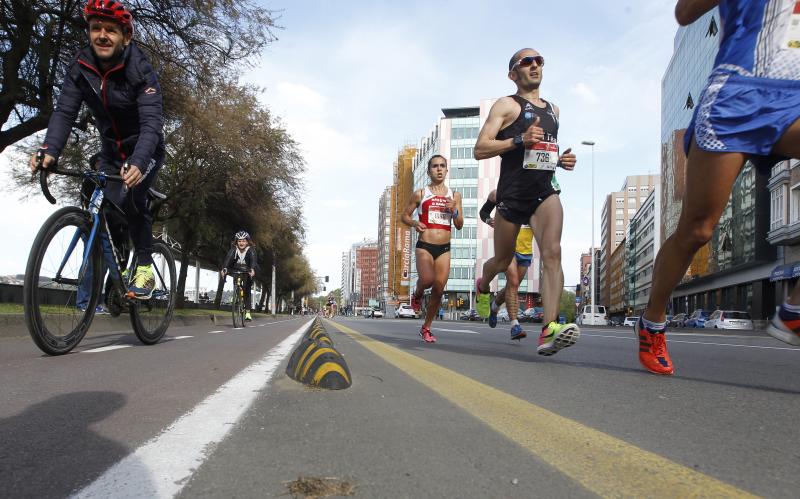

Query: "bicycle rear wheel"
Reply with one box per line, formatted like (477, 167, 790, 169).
(238, 285, 247, 327)
(24, 207, 103, 355)
(129, 241, 176, 344)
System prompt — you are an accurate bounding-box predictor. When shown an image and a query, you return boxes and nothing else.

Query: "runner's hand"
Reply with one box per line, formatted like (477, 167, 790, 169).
(446, 197, 457, 212)
(415, 221, 427, 233)
(29, 152, 56, 173)
(558, 148, 576, 171)
(122, 164, 143, 188)
(249, 269, 255, 277)
(523, 116, 543, 147)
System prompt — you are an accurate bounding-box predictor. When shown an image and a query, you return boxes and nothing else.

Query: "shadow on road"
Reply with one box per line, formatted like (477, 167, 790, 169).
(0, 391, 141, 497)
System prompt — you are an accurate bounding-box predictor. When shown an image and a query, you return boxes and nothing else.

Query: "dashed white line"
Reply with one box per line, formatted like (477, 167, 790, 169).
(82, 345, 132, 353)
(165, 335, 193, 341)
(71, 318, 313, 499)
(208, 330, 225, 334)
(435, 328, 480, 334)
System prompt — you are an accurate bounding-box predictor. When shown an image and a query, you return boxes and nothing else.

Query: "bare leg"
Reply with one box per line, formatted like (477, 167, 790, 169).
(479, 213, 519, 293)
(643, 139, 745, 323)
(414, 248, 435, 298)
(530, 195, 564, 325)
(423, 252, 451, 329)
(504, 260, 521, 319)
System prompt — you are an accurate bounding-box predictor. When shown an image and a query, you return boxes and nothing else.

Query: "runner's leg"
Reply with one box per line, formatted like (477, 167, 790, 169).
(530, 195, 564, 325)
(414, 248, 435, 298)
(643, 139, 745, 323)
(424, 252, 451, 331)
(479, 214, 519, 293)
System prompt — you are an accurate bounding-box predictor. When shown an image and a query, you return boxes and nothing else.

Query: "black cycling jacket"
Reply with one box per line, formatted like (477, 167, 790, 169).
(42, 43, 164, 170)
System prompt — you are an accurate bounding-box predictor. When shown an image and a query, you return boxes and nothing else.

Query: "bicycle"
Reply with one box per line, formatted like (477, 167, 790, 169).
(227, 271, 249, 328)
(23, 154, 177, 355)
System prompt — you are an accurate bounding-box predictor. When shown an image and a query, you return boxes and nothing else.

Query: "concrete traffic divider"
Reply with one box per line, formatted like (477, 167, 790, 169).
(285, 318, 351, 390)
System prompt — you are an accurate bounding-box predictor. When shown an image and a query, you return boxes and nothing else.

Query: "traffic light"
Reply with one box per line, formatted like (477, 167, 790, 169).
(325, 276, 329, 283)
(576, 284, 581, 293)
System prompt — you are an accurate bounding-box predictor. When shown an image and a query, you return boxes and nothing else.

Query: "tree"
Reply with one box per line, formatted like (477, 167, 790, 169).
(0, 0, 279, 153)
(560, 290, 577, 323)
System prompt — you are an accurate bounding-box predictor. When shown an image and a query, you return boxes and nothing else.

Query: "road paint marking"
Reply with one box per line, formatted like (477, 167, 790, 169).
(72, 319, 313, 499)
(328, 320, 756, 498)
(208, 330, 225, 334)
(165, 335, 193, 340)
(435, 328, 480, 334)
(585, 334, 800, 352)
(82, 345, 132, 353)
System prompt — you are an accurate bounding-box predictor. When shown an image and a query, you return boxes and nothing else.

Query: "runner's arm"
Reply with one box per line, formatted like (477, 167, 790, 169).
(401, 189, 423, 229)
(674, 0, 719, 26)
(452, 191, 464, 230)
(474, 98, 518, 160)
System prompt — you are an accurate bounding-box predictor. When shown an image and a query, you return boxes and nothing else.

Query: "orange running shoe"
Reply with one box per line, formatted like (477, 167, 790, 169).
(636, 317, 673, 375)
(419, 326, 437, 343)
(766, 305, 800, 346)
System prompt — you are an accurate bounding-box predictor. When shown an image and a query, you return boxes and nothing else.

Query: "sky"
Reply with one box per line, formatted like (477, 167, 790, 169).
(0, 0, 681, 295)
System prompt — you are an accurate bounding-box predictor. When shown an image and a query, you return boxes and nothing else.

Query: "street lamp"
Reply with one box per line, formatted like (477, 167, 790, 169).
(581, 140, 596, 320)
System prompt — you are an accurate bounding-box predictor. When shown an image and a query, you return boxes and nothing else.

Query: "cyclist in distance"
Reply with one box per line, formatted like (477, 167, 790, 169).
(220, 231, 257, 322)
(29, 0, 165, 299)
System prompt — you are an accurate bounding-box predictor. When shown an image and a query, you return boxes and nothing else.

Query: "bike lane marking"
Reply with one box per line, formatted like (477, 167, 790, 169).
(434, 328, 480, 334)
(208, 330, 226, 334)
(329, 320, 756, 498)
(72, 319, 312, 499)
(82, 345, 132, 353)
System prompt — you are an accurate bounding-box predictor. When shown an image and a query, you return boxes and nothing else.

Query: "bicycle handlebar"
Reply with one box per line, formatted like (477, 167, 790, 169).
(35, 150, 124, 205)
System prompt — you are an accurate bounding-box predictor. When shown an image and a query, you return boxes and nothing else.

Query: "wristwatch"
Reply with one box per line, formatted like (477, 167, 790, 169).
(513, 134, 524, 148)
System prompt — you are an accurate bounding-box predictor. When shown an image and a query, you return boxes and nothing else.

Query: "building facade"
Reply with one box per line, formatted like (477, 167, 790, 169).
(625, 184, 662, 316)
(599, 175, 658, 308)
(661, 8, 775, 320)
(767, 159, 800, 304)
(608, 240, 626, 316)
(377, 186, 392, 308)
(355, 242, 378, 308)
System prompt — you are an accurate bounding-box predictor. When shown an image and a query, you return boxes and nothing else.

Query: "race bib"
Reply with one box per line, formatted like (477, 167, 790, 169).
(428, 207, 452, 225)
(523, 142, 558, 170)
(782, 1, 800, 49)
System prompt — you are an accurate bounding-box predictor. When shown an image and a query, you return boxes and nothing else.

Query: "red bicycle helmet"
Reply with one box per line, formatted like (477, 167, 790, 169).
(84, 0, 134, 34)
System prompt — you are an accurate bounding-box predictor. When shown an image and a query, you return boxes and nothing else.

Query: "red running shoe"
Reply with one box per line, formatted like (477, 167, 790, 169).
(419, 326, 437, 343)
(766, 305, 800, 346)
(411, 293, 422, 313)
(636, 317, 674, 375)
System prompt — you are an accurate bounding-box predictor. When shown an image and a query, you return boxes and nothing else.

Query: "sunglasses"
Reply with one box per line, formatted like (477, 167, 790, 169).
(512, 55, 545, 70)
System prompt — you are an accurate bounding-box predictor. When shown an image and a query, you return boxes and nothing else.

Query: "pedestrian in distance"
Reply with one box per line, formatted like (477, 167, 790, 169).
(473, 48, 579, 356)
(637, 0, 800, 375)
(402, 155, 464, 343)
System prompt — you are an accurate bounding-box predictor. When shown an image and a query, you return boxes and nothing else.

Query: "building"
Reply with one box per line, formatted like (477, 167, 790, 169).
(355, 242, 378, 308)
(767, 159, 800, 304)
(625, 183, 662, 316)
(608, 240, 626, 316)
(409, 104, 542, 312)
(341, 239, 376, 311)
(377, 186, 392, 307)
(599, 175, 658, 308)
(577, 249, 600, 315)
(661, 8, 775, 320)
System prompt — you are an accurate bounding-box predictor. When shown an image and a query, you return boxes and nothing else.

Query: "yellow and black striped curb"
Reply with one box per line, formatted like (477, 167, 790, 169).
(285, 318, 351, 390)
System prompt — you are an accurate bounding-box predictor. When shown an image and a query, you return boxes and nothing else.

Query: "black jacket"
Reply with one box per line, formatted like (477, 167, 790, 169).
(221, 247, 258, 273)
(43, 43, 164, 170)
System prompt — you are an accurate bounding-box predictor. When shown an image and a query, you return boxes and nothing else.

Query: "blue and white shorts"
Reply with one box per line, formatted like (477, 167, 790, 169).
(685, 71, 800, 173)
(514, 252, 532, 267)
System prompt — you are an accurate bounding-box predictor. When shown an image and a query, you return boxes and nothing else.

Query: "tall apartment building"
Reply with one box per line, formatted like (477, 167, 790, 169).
(341, 239, 377, 311)
(625, 183, 662, 316)
(409, 104, 541, 311)
(661, 9, 775, 319)
(608, 241, 626, 316)
(599, 175, 658, 308)
(377, 187, 392, 307)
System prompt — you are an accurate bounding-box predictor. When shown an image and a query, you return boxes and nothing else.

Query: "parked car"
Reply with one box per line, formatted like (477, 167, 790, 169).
(609, 316, 623, 327)
(396, 304, 416, 319)
(459, 309, 479, 321)
(523, 307, 544, 323)
(623, 316, 638, 327)
(684, 309, 708, 328)
(576, 305, 609, 326)
(371, 308, 384, 318)
(668, 313, 687, 328)
(704, 310, 753, 330)
(497, 309, 510, 322)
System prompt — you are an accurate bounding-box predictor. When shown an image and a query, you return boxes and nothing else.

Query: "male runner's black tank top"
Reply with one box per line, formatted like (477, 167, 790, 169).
(495, 95, 559, 202)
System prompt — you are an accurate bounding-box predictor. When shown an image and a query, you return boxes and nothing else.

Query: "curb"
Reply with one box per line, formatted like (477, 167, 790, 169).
(285, 318, 351, 390)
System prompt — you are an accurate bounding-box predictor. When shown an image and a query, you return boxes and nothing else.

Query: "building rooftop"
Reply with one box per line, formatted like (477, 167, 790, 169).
(441, 107, 480, 119)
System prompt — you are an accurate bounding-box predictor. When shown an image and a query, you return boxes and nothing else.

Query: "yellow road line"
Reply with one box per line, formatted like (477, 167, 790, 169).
(328, 320, 757, 498)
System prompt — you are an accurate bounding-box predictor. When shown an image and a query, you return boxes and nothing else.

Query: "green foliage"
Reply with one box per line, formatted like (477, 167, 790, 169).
(560, 290, 577, 323)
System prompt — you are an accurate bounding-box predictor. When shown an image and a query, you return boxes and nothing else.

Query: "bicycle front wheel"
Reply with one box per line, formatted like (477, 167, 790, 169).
(231, 282, 243, 328)
(129, 241, 176, 344)
(24, 207, 103, 355)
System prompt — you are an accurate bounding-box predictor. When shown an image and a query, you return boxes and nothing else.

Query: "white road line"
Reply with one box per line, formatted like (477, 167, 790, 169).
(82, 345, 132, 353)
(435, 328, 480, 334)
(208, 330, 225, 334)
(585, 334, 800, 352)
(71, 318, 313, 499)
(165, 335, 193, 340)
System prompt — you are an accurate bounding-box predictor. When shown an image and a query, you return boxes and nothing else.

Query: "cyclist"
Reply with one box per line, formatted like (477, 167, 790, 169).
(480, 189, 534, 341)
(473, 48, 579, 356)
(29, 0, 165, 300)
(220, 231, 257, 322)
(637, 0, 800, 375)
(402, 154, 464, 343)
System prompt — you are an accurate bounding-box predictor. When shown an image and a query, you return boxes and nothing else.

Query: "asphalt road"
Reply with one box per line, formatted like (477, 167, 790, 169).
(1, 315, 798, 498)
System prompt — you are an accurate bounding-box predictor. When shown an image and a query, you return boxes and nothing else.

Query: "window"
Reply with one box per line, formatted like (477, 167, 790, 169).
(640, 186, 649, 192)
(628, 208, 637, 215)
(615, 198, 624, 205)
(640, 196, 647, 203)
(616, 209, 623, 216)
(771, 186, 785, 230)
(627, 186, 637, 193)
(616, 219, 623, 226)
(791, 183, 800, 223)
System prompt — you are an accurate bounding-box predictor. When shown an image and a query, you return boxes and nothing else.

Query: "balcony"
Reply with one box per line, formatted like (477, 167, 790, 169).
(767, 220, 800, 245)
(767, 161, 791, 190)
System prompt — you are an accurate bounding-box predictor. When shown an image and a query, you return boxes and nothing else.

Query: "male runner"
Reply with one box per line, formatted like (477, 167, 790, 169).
(637, 0, 800, 375)
(473, 48, 579, 356)
(29, 0, 165, 299)
(480, 189, 534, 341)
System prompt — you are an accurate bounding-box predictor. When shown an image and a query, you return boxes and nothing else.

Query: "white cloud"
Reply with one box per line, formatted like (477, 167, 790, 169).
(570, 82, 599, 104)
